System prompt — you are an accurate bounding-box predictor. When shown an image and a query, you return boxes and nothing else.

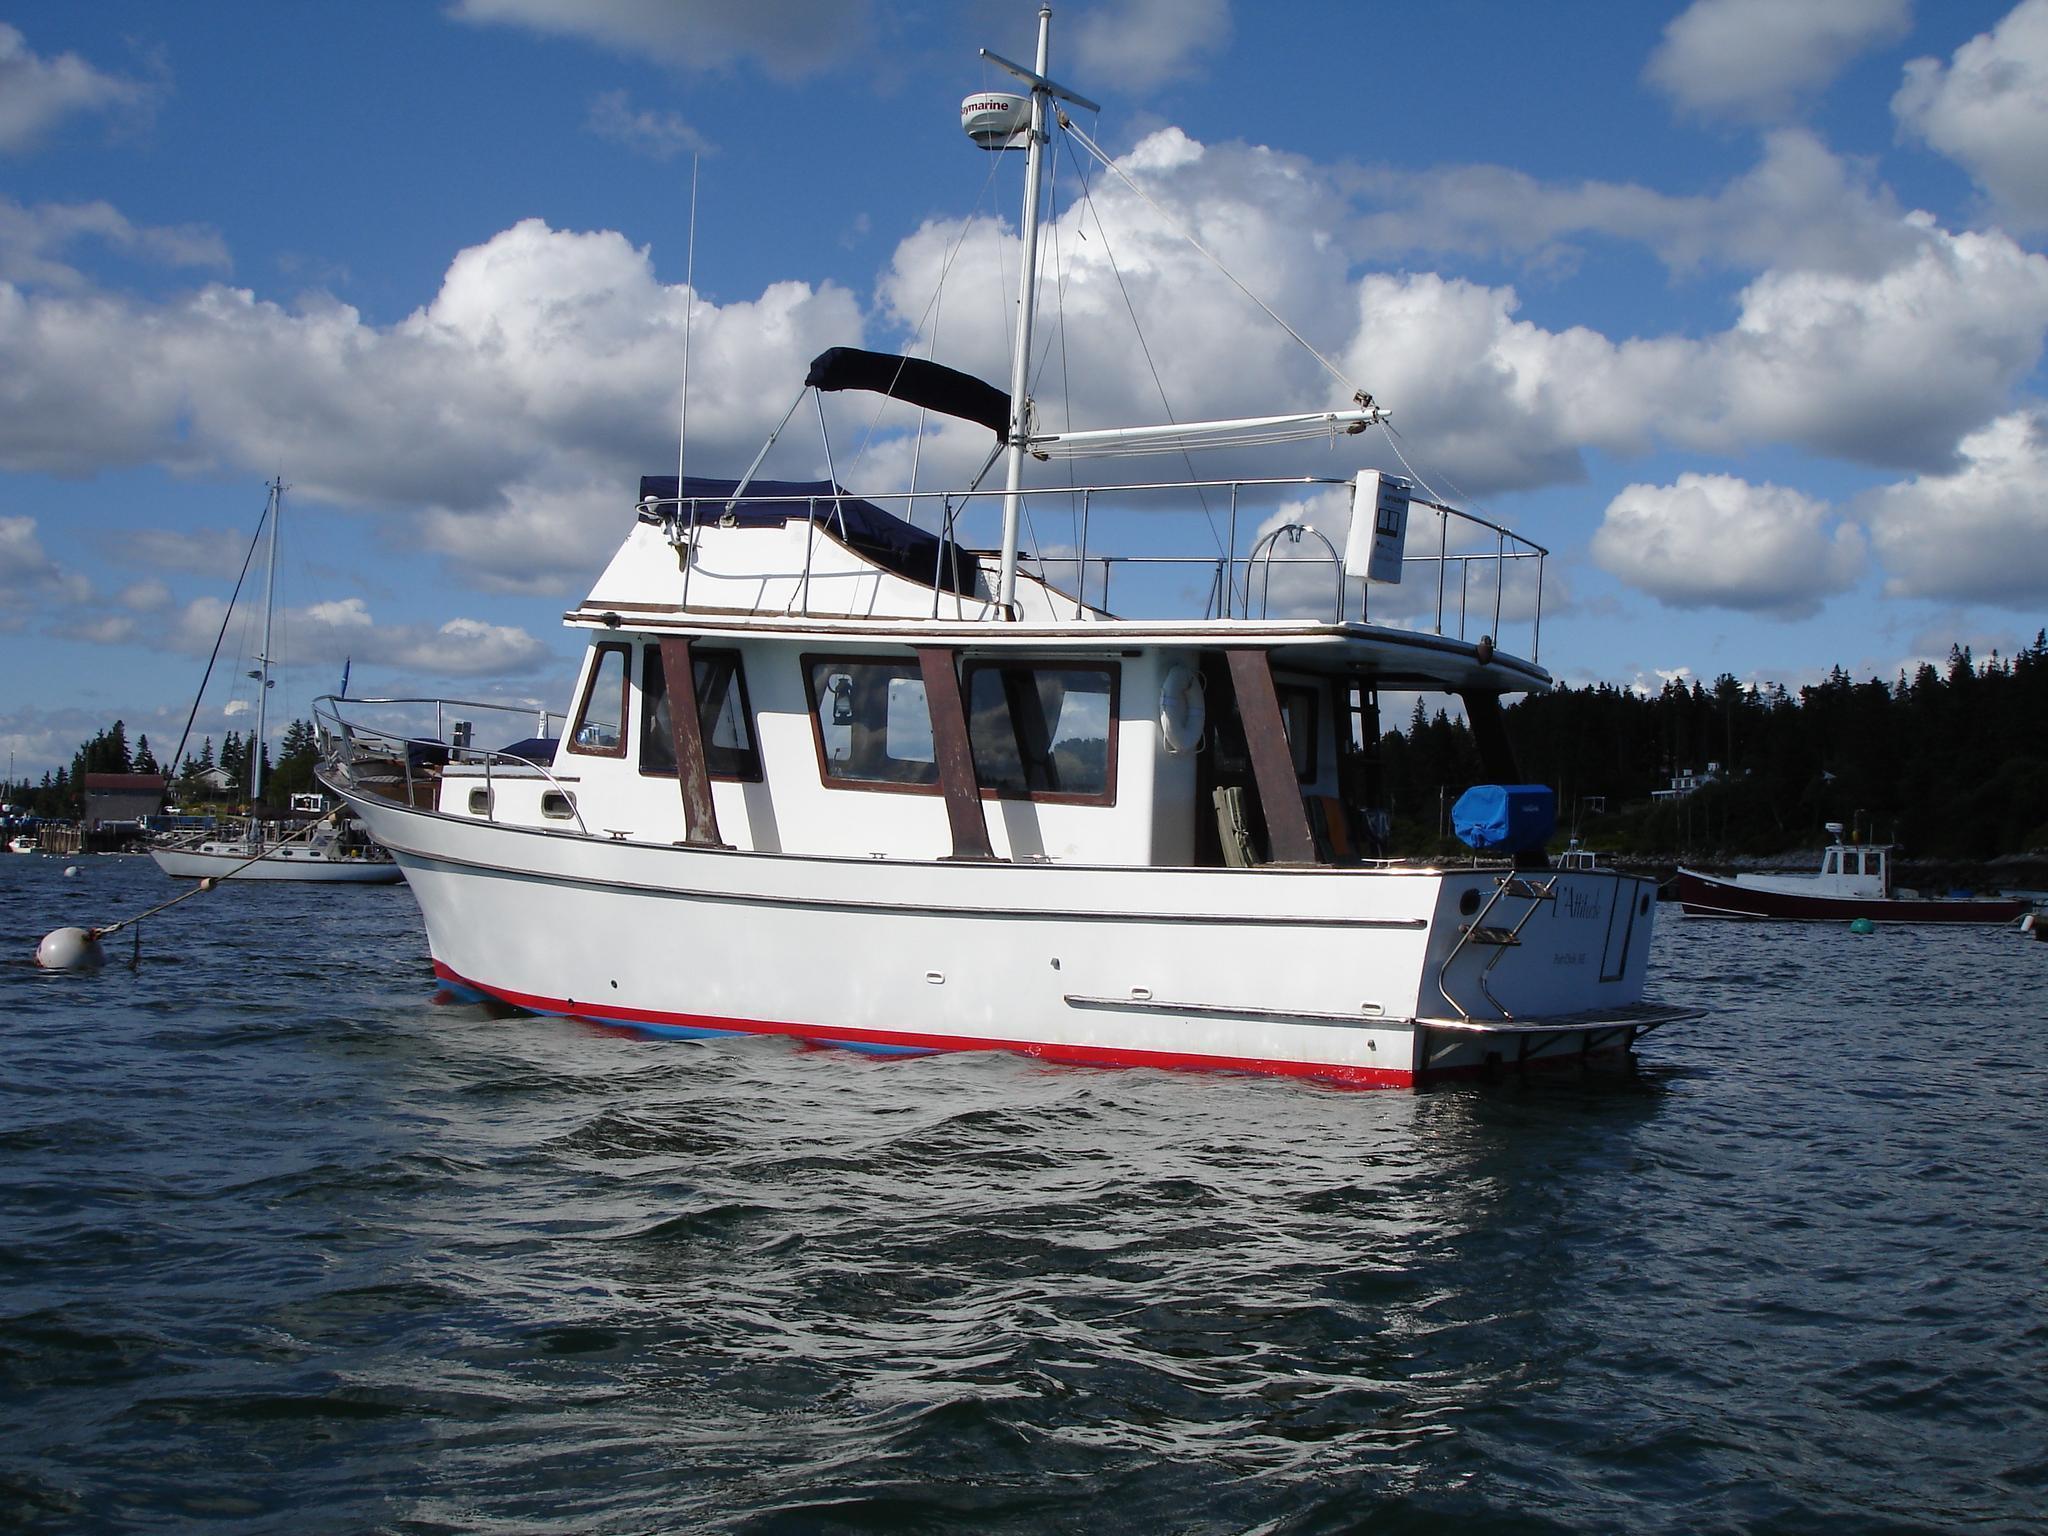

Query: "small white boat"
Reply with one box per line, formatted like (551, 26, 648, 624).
(7, 834, 37, 855)
(1555, 839, 1608, 873)
(1676, 825, 2028, 924)
(316, 10, 1697, 1086)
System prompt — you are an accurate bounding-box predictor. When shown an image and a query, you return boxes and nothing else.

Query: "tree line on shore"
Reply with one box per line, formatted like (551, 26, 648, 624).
(2, 719, 322, 820)
(1377, 632, 2048, 860)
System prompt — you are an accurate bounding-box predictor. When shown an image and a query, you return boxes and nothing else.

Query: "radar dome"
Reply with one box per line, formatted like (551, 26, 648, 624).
(960, 92, 1030, 150)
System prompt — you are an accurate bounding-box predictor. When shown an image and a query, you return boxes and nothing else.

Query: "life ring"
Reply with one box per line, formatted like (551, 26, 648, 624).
(1159, 665, 1206, 754)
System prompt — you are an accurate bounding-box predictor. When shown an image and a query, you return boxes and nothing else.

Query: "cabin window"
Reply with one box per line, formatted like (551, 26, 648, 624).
(567, 643, 630, 758)
(805, 657, 939, 788)
(1278, 684, 1319, 782)
(962, 661, 1118, 803)
(467, 787, 492, 816)
(541, 790, 577, 820)
(641, 645, 761, 781)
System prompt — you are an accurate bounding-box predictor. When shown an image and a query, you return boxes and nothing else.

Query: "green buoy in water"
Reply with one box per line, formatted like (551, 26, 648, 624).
(1849, 917, 1876, 935)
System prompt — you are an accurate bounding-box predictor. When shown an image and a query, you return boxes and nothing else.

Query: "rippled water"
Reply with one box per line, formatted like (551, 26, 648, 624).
(3, 853, 2044, 1533)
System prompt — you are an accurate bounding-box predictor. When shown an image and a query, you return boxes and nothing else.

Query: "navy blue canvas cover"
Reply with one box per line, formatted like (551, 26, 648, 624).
(803, 347, 1010, 437)
(1452, 784, 1557, 852)
(637, 476, 975, 596)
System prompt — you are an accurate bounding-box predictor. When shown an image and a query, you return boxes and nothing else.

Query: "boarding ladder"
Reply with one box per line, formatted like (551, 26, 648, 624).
(1436, 871, 1559, 1023)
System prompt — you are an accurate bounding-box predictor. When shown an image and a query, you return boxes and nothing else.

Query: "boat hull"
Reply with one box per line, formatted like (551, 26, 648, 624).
(1674, 868, 2028, 924)
(333, 782, 1689, 1088)
(150, 843, 402, 883)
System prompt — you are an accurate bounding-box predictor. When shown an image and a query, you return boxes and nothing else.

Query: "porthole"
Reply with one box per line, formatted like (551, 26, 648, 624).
(541, 790, 576, 820)
(1458, 888, 1480, 916)
(1640, 892, 1651, 916)
(468, 787, 493, 816)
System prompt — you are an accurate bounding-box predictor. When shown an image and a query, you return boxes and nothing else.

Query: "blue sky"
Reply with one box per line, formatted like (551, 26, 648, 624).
(3, 0, 2046, 780)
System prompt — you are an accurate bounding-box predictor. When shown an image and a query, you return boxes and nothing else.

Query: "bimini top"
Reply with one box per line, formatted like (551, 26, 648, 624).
(638, 475, 978, 596)
(803, 346, 1011, 437)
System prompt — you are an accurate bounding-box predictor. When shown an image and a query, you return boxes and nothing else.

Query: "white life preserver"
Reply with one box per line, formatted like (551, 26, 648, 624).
(1159, 665, 1207, 755)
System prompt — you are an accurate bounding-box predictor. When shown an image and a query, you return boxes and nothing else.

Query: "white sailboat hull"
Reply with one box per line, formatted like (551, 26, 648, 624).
(149, 840, 402, 883)
(335, 786, 1681, 1088)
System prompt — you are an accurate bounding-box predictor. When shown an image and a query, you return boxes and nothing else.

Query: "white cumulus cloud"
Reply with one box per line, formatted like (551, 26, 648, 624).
(0, 23, 153, 155)
(1647, 0, 1912, 121)
(1894, 0, 2048, 228)
(1592, 473, 1868, 617)
(586, 89, 712, 160)
(1070, 0, 1231, 92)
(0, 198, 229, 290)
(1856, 409, 2048, 605)
(449, 0, 874, 81)
(0, 217, 864, 587)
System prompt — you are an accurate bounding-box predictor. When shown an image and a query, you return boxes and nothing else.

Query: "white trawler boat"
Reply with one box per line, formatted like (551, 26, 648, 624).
(317, 11, 1695, 1086)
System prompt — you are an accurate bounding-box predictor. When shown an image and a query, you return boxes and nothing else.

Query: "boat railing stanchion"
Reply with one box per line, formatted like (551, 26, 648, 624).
(801, 496, 817, 615)
(1493, 529, 1505, 642)
(1074, 489, 1092, 619)
(1226, 482, 1241, 618)
(678, 495, 703, 611)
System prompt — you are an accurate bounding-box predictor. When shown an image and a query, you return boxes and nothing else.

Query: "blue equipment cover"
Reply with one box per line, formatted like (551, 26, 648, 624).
(1452, 784, 1556, 853)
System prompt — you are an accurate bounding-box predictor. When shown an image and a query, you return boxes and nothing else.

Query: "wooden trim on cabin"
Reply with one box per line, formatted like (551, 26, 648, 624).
(564, 641, 632, 759)
(916, 646, 996, 861)
(638, 644, 762, 783)
(657, 636, 728, 848)
(1460, 690, 1521, 781)
(1225, 648, 1318, 865)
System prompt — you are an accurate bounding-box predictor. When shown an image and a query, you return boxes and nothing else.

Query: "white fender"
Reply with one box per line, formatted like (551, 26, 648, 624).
(1159, 665, 1206, 755)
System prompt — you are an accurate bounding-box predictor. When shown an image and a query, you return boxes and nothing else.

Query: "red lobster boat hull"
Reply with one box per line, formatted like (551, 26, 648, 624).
(1675, 869, 2029, 924)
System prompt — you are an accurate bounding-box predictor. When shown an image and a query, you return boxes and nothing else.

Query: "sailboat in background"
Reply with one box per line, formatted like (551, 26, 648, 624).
(150, 478, 400, 884)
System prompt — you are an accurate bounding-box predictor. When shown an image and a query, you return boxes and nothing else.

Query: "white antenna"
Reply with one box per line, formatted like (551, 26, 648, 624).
(676, 154, 700, 500)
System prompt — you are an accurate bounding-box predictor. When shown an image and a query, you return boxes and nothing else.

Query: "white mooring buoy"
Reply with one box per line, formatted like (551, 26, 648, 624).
(36, 926, 107, 971)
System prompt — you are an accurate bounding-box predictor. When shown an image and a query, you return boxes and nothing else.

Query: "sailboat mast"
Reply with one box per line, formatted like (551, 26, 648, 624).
(994, 5, 1054, 619)
(251, 476, 280, 806)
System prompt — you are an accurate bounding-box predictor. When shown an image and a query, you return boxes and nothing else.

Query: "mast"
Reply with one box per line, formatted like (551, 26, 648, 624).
(250, 476, 281, 807)
(994, 5, 1054, 619)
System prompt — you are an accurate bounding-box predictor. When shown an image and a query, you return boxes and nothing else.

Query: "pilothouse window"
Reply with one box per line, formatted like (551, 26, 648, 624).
(804, 655, 1117, 802)
(568, 643, 629, 757)
(964, 662, 1116, 801)
(641, 646, 760, 781)
(806, 658, 939, 787)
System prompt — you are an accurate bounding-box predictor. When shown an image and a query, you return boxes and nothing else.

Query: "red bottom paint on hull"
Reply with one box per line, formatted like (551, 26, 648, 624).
(1675, 871, 2029, 925)
(429, 961, 1629, 1091)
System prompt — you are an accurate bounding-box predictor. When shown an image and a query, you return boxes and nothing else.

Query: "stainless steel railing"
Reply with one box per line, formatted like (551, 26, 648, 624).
(637, 476, 1549, 660)
(313, 695, 590, 836)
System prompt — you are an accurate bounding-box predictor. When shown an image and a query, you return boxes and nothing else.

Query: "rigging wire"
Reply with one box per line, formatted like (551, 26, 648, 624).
(163, 492, 270, 785)
(1060, 113, 1366, 401)
(840, 148, 1007, 496)
(1057, 128, 1228, 562)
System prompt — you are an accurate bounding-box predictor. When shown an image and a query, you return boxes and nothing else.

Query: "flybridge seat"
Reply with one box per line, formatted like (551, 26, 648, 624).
(639, 474, 979, 596)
